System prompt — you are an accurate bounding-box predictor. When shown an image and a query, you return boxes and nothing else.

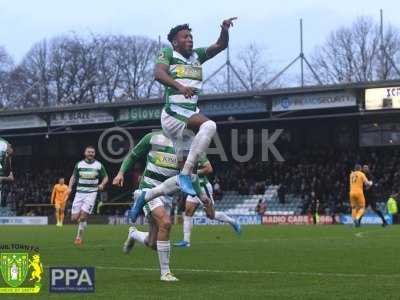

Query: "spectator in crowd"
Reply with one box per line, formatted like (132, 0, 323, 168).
(254, 182, 265, 195)
(213, 147, 399, 214)
(3, 146, 400, 217)
(255, 199, 266, 216)
(213, 178, 223, 200)
(278, 183, 286, 204)
(238, 178, 249, 195)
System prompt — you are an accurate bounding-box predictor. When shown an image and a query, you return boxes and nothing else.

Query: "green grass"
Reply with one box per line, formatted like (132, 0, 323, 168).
(0, 224, 399, 299)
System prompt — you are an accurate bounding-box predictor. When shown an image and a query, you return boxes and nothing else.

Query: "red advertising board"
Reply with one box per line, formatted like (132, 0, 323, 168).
(262, 215, 338, 225)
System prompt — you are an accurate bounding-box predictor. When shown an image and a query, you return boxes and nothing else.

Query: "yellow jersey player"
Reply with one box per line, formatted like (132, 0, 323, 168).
(349, 164, 372, 227)
(51, 177, 69, 227)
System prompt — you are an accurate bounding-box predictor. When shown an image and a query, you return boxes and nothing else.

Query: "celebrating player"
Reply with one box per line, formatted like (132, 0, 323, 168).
(174, 155, 241, 248)
(361, 164, 388, 227)
(113, 131, 213, 282)
(349, 164, 372, 227)
(129, 17, 237, 221)
(67, 146, 108, 245)
(50, 177, 69, 227)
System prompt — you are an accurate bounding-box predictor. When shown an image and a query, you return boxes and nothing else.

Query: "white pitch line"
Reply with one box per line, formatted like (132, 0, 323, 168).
(355, 232, 365, 238)
(95, 265, 400, 278)
(354, 229, 388, 238)
(43, 237, 351, 250)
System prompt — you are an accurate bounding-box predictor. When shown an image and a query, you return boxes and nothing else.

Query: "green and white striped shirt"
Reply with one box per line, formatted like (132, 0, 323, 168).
(73, 159, 107, 193)
(156, 47, 209, 121)
(120, 131, 179, 190)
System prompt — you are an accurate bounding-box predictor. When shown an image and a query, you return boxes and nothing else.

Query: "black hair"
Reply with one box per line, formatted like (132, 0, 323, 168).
(167, 24, 191, 43)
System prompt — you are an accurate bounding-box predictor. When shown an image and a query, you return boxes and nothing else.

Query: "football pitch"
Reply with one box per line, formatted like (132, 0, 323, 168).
(0, 224, 399, 299)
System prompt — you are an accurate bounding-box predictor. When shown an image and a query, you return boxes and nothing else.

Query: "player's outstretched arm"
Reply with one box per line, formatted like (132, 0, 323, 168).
(112, 171, 125, 187)
(113, 133, 152, 187)
(206, 17, 237, 59)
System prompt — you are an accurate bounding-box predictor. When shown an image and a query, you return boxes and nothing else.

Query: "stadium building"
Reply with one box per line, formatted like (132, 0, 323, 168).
(1, 79, 400, 225)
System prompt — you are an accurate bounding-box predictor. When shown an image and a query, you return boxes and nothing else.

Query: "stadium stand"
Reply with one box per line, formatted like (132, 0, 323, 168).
(0, 143, 397, 218)
(197, 187, 304, 216)
(0, 206, 15, 217)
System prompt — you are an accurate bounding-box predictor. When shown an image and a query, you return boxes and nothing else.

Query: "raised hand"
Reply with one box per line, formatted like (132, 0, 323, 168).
(221, 17, 237, 30)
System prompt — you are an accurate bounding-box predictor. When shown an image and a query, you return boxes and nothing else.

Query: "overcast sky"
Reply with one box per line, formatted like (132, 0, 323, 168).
(0, 0, 399, 77)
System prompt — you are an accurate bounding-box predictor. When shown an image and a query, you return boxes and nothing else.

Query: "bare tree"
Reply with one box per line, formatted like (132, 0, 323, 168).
(5, 33, 161, 108)
(115, 36, 160, 100)
(204, 42, 273, 93)
(92, 35, 122, 103)
(48, 36, 71, 105)
(48, 34, 102, 106)
(311, 16, 400, 84)
(376, 23, 400, 80)
(0, 46, 14, 108)
(61, 35, 98, 105)
(237, 43, 270, 90)
(3, 40, 53, 108)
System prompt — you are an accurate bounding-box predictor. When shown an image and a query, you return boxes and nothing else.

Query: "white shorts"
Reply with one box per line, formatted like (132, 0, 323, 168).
(134, 189, 172, 217)
(161, 108, 195, 158)
(71, 192, 98, 215)
(186, 182, 214, 206)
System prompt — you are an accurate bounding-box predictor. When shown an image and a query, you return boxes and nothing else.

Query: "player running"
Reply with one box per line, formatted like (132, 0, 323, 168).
(0, 138, 14, 204)
(361, 164, 388, 227)
(130, 17, 237, 221)
(50, 177, 69, 227)
(349, 164, 373, 227)
(66, 146, 108, 245)
(174, 155, 241, 248)
(113, 131, 212, 282)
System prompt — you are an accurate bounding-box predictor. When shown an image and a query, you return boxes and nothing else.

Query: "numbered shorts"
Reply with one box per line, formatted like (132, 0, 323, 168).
(161, 108, 198, 158)
(71, 192, 97, 215)
(349, 191, 365, 209)
(133, 189, 172, 217)
(186, 182, 214, 206)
